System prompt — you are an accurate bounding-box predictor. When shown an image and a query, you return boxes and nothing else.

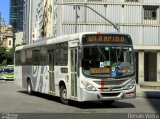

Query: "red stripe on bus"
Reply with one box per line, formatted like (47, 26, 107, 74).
(22, 66, 24, 87)
(101, 79, 105, 92)
(97, 32, 101, 35)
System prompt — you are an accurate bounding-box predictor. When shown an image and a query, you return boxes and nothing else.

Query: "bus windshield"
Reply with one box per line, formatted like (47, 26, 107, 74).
(4, 68, 14, 74)
(0, 69, 3, 74)
(82, 45, 134, 78)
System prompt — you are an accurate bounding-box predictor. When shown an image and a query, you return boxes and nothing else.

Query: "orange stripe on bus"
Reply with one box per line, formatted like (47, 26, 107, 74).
(97, 32, 101, 35)
(101, 79, 105, 92)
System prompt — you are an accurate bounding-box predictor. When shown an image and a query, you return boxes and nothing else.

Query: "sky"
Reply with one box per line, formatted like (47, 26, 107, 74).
(0, 0, 10, 26)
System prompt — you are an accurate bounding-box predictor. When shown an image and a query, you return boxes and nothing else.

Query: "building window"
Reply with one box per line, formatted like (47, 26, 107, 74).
(9, 40, 12, 46)
(144, 6, 158, 20)
(126, 0, 138, 2)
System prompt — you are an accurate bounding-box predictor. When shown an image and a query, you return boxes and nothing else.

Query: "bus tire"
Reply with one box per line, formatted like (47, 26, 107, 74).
(60, 86, 68, 105)
(27, 80, 33, 95)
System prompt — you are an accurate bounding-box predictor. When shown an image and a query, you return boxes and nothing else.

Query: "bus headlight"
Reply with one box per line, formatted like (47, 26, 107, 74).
(124, 79, 136, 90)
(81, 80, 97, 91)
(3, 75, 6, 79)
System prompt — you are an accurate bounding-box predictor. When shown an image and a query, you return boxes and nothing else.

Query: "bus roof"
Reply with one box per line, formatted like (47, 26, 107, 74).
(15, 33, 79, 51)
(15, 32, 131, 51)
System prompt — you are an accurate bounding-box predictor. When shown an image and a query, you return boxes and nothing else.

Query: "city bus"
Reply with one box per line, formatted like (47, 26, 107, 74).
(0, 67, 4, 80)
(3, 65, 14, 80)
(14, 32, 136, 104)
(0, 65, 14, 80)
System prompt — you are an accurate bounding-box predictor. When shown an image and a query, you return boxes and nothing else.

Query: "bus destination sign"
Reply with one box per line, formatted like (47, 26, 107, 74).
(82, 34, 131, 44)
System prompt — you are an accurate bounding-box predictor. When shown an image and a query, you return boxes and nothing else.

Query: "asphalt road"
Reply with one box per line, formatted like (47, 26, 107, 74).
(0, 81, 160, 119)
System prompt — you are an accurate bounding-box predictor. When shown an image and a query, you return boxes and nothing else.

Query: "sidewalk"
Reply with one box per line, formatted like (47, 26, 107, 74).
(136, 83, 160, 99)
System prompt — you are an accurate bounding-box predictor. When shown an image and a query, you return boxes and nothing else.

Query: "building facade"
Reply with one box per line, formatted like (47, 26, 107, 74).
(32, 0, 44, 41)
(10, 0, 25, 33)
(26, 0, 160, 83)
(15, 32, 23, 46)
(32, 0, 54, 42)
(0, 19, 14, 51)
(23, 0, 42, 44)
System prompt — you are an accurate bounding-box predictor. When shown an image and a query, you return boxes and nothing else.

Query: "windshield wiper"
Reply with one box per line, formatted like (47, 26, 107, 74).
(95, 45, 106, 60)
(117, 45, 124, 62)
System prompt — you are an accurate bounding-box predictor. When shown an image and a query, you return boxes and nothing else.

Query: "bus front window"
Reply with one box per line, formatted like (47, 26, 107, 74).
(4, 68, 14, 75)
(82, 46, 134, 78)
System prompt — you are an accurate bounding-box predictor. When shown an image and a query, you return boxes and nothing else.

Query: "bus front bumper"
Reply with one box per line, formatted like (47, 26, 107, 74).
(79, 86, 136, 102)
(3, 77, 14, 80)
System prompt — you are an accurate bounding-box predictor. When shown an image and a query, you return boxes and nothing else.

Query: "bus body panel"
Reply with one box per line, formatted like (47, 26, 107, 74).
(77, 67, 136, 102)
(14, 66, 23, 86)
(54, 66, 69, 97)
(79, 86, 136, 102)
(15, 65, 71, 97)
(15, 66, 50, 94)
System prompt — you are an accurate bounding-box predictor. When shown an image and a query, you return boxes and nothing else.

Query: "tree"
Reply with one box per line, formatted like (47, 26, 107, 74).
(6, 48, 15, 65)
(0, 47, 15, 65)
(2, 60, 7, 66)
(0, 47, 7, 65)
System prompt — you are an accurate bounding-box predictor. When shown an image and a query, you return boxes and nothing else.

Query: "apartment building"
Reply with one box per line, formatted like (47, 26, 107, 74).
(23, 0, 42, 44)
(10, 0, 24, 33)
(28, 0, 160, 83)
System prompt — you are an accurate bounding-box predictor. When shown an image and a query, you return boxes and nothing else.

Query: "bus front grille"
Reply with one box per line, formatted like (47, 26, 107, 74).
(94, 79, 127, 85)
(101, 93, 120, 97)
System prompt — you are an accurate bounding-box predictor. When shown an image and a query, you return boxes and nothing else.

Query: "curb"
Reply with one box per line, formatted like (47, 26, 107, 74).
(140, 85, 160, 90)
(136, 83, 160, 99)
(140, 82, 160, 90)
(136, 91, 160, 99)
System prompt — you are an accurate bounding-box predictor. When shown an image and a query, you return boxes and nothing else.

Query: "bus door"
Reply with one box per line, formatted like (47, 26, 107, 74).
(48, 50, 55, 93)
(70, 47, 78, 97)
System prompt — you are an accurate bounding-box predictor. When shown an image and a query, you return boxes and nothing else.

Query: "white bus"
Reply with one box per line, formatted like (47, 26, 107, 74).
(14, 32, 136, 104)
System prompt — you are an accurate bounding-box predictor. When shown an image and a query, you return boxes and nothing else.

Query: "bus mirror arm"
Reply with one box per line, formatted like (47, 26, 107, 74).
(78, 49, 82, 59)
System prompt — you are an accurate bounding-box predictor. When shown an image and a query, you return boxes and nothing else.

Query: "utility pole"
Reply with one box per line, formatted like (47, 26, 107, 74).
(73, 5, 80, 33)
(55, 3, 120, 32)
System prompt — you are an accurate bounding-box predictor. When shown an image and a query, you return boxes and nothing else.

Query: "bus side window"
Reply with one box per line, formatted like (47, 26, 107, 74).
(26, 49, 32, 65)
(33, 49, 40, 65)
(15, 51, 21, 66)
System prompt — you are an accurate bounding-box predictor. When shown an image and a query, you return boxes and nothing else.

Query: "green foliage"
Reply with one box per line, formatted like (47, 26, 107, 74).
(2, 60, 7, 66)
(0, 47, 14, 65)
(0, 47, 6, 63)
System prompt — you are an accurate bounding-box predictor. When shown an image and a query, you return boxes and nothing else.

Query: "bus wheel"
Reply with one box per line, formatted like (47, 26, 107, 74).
(60, 86, 68, 105)
(27, 80, 33, 95)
